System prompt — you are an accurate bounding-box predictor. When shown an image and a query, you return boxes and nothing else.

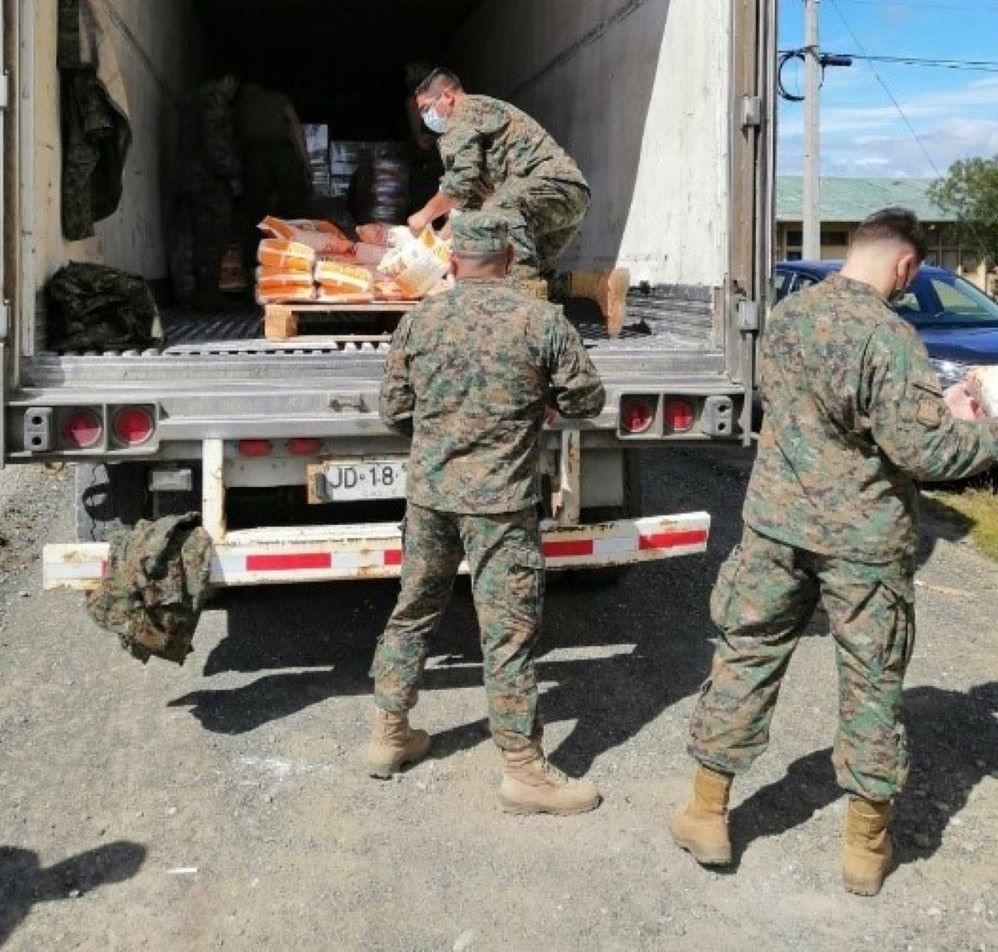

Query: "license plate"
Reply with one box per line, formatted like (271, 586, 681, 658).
(312, 459, 407, 502)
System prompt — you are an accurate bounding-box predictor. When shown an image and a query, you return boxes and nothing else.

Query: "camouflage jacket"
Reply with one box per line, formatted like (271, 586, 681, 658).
(438, 95, 588, 208)
(86, 514, 214, 666)
(745, 273, 998, 561)
(180, 81, 241, 189)
(380, 278, 605, 513)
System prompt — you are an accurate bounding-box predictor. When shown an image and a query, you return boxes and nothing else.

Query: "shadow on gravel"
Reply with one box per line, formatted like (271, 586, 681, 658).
(0, 841, 146, 947)
(725, 681, 997, 870)
(174, 448, 745, 768)
(168, 669, 349, 734)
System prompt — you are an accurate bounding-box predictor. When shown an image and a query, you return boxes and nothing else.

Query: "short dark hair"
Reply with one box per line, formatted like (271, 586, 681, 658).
(852, 207, 929, 261)
(415, 68, 463, 99)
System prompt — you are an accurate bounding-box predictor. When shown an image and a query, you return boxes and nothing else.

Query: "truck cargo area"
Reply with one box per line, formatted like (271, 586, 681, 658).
(6, 0, 774, 476)
(13, 0, 766, 363)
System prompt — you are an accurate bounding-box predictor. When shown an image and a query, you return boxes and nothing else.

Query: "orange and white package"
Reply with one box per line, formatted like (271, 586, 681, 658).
(416, 227, 452, 270)
(313, 261, 374, 292)
(255, 284, 317, 305)
(256, 269, 315, 291)
(257, 238, 315, 273)
(378, 227, 451, 297)
(315, 285, 376, 304)
(258, 216, 353, 255)
(374, 281, 420, 302)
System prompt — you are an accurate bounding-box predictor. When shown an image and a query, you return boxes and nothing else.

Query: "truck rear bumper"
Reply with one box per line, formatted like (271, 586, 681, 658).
(43, 512, 711, 590)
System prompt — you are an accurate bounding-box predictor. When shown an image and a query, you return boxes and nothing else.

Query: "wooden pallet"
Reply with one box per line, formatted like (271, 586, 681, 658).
(262, 302, 417, 341)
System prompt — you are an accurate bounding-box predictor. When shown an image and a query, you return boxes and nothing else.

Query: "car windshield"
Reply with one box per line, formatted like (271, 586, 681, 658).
(893, 274, 998, 327)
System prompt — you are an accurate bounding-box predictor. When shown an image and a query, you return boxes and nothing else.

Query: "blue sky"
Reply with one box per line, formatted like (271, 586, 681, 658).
(778, 0, 998, 179)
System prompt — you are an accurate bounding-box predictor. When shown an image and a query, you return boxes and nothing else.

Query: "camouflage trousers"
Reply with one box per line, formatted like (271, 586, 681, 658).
(370, 503, 545, 751)
(482, 178, 591, 277)
(689, 527, 916, 802)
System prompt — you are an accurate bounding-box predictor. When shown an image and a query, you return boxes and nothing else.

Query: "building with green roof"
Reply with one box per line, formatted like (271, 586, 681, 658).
(776, 177, 989, 290)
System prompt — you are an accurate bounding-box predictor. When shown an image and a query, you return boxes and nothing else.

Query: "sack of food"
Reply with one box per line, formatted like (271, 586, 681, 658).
(258, 216, 353, 255)
(356, 223, 391, 246)
(315, 288, 375, 304)
(257, 238, 315, 272)
(378, 227, 451, 298)
(256, 269, 315, 290)
(969, 367, 998, 417)
(314, 261, 375, 292)
(255, 281, 317, 305)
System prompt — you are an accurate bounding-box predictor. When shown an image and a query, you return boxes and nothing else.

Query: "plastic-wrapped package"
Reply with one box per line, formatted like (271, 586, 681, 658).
(969, 367, 998, 417)
(256, 268, 315, 290)
(258, 216, 353, 255)
(257, 238, 315, 273)
(256, 284, 316, 305)
(378, 227, 451, 298)
(356, 223, 391, 246)
(315, 287, 375, 304)
(313, 261, 375, 292)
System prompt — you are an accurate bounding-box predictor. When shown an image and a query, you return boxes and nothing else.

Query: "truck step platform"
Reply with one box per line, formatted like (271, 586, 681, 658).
(44, 512, 711, 590)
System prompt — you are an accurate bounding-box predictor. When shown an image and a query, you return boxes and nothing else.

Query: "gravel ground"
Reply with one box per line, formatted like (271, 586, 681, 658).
(0, 450, 995, 951)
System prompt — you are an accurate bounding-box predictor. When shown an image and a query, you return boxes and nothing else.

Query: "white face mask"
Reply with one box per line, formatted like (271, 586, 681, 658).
(421, 104, 448, 135)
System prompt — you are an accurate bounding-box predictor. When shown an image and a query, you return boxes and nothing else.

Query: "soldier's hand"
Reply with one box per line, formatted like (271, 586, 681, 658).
(944, 381, 986, 421)
(408, 212, 428, 237)
(543, 407, 559, 428)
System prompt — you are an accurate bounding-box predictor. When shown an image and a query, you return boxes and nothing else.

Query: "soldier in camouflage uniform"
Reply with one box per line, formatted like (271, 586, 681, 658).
(369, 212, 606, 816)
(407, 69, 591, 281)
(178, 75, 242, 308)
(670, 209, 998, 895)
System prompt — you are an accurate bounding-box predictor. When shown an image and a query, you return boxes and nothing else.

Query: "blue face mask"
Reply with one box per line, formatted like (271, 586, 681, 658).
(421, 104, 448, 135)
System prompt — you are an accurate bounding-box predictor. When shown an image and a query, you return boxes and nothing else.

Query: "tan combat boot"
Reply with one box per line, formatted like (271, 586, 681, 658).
(499, 742, 602, 816)
(366, 708, 431, 779)
(669, 765, 734, 866)
(842, 796, 893, 896)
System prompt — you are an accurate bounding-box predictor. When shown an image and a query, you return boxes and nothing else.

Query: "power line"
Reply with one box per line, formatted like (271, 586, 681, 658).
(835, 0, 998, 11)
(852, 54, 998, 73)
(827, 0, 943, 176)
(778, 50, 998, 73)
(826, 0, 992, 260)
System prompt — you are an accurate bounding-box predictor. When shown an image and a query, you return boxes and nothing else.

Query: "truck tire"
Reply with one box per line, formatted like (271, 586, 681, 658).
(75, 462, 149, 542)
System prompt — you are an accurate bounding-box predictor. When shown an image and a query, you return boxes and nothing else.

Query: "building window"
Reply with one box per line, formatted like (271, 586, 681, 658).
(941, 249, 960, 271)
(821, 230, 849, 246)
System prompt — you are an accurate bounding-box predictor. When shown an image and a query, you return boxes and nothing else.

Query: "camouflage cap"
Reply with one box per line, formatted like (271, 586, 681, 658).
(451, 212, 510, 256)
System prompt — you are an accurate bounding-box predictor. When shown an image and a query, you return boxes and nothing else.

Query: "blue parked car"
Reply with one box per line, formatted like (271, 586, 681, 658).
(774, 261, 998, 388)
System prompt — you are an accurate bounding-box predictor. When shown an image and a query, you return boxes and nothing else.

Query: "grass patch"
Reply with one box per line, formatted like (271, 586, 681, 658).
(924, 488, 998, 562)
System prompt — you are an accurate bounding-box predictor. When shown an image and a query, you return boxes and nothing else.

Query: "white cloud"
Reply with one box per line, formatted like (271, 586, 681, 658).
(779, 76, 998, 177)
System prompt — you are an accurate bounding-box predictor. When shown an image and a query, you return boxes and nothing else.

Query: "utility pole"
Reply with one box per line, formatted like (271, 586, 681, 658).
(803, 0, 822, 260)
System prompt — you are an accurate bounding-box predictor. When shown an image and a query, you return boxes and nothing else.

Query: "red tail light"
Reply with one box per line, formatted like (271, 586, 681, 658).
(664, 398, 696, 433)
(61, 409, 103, 449)
(620, 396, 657, 435)
(113, 406, 155, 446)
(288, 438, 321, 456)
(238, 440, 273, 458)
